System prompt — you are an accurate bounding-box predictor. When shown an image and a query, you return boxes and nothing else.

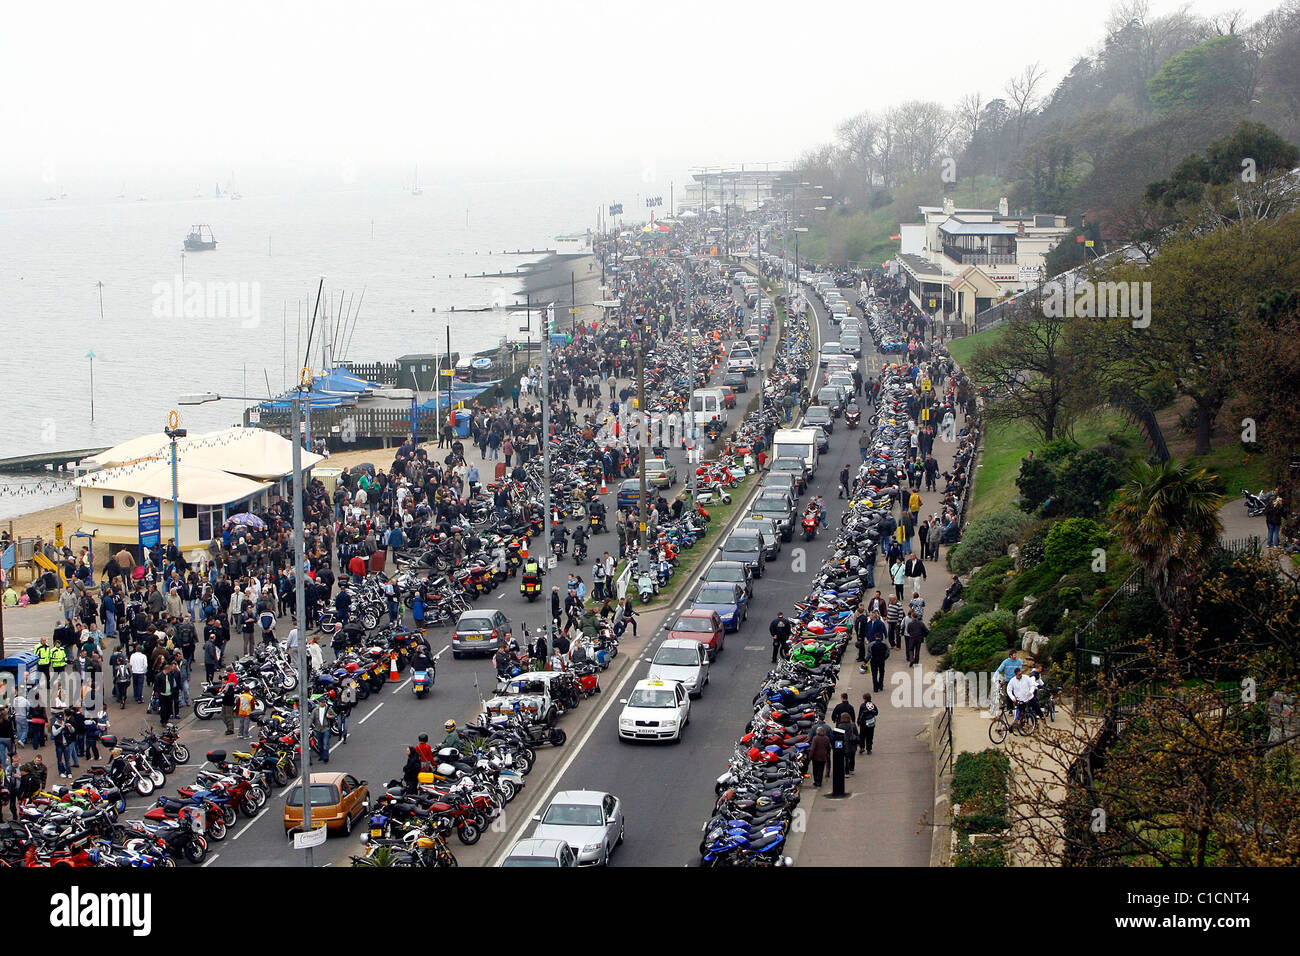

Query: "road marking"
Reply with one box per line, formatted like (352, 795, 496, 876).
(743, 645, 764, 651)
(231, 815, 260, 840)
(358, 701, 385, 724)
(489, 637, 649, 867)
(433, 644, 451, 659)
(397, 676, 413, 692)
(201, 852, 220, 867)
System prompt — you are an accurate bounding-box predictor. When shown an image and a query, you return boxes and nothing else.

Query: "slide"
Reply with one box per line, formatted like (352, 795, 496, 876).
(32, 552, 67, 588)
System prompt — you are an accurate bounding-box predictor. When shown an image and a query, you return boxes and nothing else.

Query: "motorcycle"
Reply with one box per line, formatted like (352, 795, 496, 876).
(412, 668, 433, 699)
(844, 404, 861, 429)
(519, 564, 543, 602)
(802, 510, 820, 541)
(573, 537, 588, 565)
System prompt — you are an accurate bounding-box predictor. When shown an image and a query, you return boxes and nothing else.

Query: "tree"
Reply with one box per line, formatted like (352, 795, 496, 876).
(1005, 62, 1047, 148)
(967, 291, 1084, 443)
(1146, 34, 1258, 115)
(1234, 289, 1300, 484)
(1106, 211, 1300, 454)
(1110, 459, 1223, 624)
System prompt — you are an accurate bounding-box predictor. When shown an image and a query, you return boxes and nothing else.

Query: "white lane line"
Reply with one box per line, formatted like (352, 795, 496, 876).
(231, 815, 261, 841)
(358, 701, 385, 724)
(433, 643, 451, 659)
(201, 852, 220, 867)
(489, 645, 648, 867)
(397, 676, 413, 692)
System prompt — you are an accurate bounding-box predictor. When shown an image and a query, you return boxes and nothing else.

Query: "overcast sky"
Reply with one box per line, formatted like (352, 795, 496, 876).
(1, 0, 1283, 186)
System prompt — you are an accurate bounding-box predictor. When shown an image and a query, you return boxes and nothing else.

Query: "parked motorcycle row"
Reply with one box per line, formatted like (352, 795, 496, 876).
(697, 283, 917, 867)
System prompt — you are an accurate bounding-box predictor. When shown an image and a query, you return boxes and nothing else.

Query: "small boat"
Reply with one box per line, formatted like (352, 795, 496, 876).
(183, 224, 217, 251)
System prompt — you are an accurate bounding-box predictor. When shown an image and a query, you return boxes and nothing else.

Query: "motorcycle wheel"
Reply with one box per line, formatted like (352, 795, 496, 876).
(156, 752, 176, 775)
(149, 768, 166, 787)
(240, 796, 259, 818)
(273, 765, 289, 788)
(193, 701, 215, 721)
(280, 672, 298, 691)
(360, 610, 379, 631)
(456, 821, 482, 846)
(135, 775, 155, 797)
(355, 682, 370, 701)
(285, 757, 299, 777)
(184, 838, 207, 864)
(498, 779, 517, 803)
(159, 855, 177, 868)
(516, 750, 535, 774)
(251, 785, 268, 808)
(207, 817, 227, 841)
(172, 744, 191, 764)
(549, 728, 568, 747)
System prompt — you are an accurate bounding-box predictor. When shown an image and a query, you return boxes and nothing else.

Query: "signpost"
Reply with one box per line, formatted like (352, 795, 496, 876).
(137, 496, 161, 555)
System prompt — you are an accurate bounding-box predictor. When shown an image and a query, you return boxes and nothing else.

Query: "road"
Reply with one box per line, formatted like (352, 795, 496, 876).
(193, 258, 790, 867)
(486, 270, 888, 866)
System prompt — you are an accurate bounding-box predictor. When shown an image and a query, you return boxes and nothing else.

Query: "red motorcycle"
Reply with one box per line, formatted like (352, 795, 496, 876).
(175, 774, 263, 819)
(144, 794, 233, 840)
(802, 508, 820, 541)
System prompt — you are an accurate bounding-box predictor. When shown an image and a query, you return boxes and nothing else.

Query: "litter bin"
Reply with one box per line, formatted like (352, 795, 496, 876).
(0, 652, 39, 697)
(454, 410, 472, 438)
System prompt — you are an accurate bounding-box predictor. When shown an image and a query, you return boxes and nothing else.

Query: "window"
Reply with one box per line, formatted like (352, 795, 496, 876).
(122, 495, 135, 508)
(102, 496, 114, 509)
(197, 505, 221, 542)
(182, 503, 197, 519)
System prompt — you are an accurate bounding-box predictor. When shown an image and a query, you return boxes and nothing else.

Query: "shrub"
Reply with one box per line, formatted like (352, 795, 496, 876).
(1025, 589, 1067, 634)
(964, 556, 1015, 606)
(948, 507, 1035, 575)
(952, 749, 1010, 866)
(1016, 457, 1057, 512)
(1016, 520, 1052, 570)
(952, 749, 1011, 803)
(951, 619, 1014, 672)
(954, 839, 1008, 866)
(1039, 438, 1080, 463)
(1055, 450, 1125, 518)
(928, 604, 986, 656)
(1044, 517, 1108, 574)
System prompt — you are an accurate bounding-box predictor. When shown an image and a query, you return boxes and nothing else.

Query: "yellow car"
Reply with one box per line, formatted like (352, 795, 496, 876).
(284, 772, 370, 837)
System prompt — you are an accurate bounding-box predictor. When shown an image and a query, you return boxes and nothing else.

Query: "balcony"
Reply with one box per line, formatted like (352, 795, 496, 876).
(942, 242, 1017, 267)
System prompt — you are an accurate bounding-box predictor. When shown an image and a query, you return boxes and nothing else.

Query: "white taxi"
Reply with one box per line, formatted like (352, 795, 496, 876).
(617, 679, 691, 743)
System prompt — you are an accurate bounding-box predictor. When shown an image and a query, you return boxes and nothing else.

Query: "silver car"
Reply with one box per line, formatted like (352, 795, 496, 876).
(531, 790, 625, 866)
(647, 639, 709, 697)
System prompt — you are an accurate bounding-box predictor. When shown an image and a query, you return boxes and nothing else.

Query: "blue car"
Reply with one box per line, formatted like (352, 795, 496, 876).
(616, 479, 644, 511)
(691, 582, 748, 632)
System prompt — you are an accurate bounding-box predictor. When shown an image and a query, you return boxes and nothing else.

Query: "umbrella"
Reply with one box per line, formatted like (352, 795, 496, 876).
(225, 513, 266, 530)
(349, 463, 376, 475)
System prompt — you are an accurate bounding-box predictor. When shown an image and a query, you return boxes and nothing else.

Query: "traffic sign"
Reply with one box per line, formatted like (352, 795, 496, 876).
(294, 825, 328, 849)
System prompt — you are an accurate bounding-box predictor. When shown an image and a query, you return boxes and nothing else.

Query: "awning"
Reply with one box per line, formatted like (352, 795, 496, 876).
(73, 459, 271, 505)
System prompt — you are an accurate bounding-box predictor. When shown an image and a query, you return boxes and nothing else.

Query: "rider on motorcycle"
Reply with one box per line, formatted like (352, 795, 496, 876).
(441, 719, 468, 752)
(550, 524, 569, 555)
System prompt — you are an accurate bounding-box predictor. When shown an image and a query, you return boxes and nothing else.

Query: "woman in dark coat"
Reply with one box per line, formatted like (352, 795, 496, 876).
(402, 747, 422, 794)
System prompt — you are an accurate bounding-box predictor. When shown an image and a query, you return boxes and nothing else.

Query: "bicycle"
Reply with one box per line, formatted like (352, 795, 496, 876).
(987, 700, 1039, 744)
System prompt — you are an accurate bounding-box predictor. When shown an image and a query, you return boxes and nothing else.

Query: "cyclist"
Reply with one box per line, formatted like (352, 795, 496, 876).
(1006, 667, 1037, 727)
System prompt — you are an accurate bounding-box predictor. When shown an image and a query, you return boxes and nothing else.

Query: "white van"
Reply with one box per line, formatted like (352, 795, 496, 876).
(690, 388, 728, 427)
(772, 428, 820, 476)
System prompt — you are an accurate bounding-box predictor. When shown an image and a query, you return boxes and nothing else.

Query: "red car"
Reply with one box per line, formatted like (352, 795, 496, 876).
(667, 609, 725, 660)
(718, 385, 737, 409)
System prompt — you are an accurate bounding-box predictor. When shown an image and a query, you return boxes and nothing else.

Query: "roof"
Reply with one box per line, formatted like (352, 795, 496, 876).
(73, 459, 271, 506)
(550, 790, 607, 804)
(939, 219, 1017, 236)
(86, 427, 322, 479)
(897, 254, 947, 280)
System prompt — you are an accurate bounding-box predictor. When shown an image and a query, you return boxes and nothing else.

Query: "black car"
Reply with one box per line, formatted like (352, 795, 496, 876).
(769, 457, 809, 495)
(751, 490, 796, 541)
(803, 405, 834, 433)
(723, 370, 748, 392)
(719, 532, 766, 579)
(701, 560, 755, 599)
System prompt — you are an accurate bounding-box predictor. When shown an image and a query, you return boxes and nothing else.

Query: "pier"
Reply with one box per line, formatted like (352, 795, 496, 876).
(0, 447, 109, 473)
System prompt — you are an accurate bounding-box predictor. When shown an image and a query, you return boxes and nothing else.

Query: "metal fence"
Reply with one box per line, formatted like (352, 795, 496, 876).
(1221, 535, 1263, 554)
(343, 362, 400, 385)
(937, 701, 955, 774)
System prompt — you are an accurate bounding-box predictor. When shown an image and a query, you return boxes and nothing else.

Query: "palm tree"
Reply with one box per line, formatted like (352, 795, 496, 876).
(1111, 459, 1223, 632)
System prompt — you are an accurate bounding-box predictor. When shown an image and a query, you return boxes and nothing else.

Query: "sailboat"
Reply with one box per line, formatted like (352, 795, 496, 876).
(183, 225, 217, 251)
(412, 165, 423, 196)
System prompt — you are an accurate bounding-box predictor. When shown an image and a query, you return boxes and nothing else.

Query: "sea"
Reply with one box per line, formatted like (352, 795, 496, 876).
(0, 165, 676, 520)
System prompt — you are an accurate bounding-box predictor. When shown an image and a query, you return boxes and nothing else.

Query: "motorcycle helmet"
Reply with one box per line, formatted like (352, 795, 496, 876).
(443, 720, 457, 732)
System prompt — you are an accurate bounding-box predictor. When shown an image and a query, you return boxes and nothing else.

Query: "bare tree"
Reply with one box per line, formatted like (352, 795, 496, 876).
(1005, 62, 1047, 147)
(957, 91, 984, 151)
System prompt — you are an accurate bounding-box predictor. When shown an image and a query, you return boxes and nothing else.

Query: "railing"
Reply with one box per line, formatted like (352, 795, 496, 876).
(1221, 535, 1262, 554)
(938, 700, 955, 774)
(942, 245, 1017, 267)
(343, 362, 400, 385)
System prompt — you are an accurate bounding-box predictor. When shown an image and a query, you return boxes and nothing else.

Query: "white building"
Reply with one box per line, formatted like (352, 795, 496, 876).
(895, 196, 1073, 332)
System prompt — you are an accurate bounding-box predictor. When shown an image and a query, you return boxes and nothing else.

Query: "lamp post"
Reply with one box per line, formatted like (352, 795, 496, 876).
(179, 385, 316, 864)
(163, 420, 187, 570)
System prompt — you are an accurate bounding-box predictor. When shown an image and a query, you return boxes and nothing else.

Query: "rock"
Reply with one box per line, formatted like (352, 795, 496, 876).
(1019, 630, 1049, 655)
(1268, 692, 1299, 749)
(1017, 596, 1037, 623)
(1007, 543, 1019, 559)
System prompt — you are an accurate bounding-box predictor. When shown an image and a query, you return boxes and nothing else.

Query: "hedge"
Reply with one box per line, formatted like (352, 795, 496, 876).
(1044, 517, 1108, 574)
(927, 603, 987, 656)
(951, 619, 1014, 672)
(948, 507, 1036, 576)
(951, 749, 1010, 867)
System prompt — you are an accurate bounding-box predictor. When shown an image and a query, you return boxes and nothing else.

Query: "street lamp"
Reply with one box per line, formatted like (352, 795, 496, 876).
(163, 420, 187, 570)
(180, 383, 317, 865)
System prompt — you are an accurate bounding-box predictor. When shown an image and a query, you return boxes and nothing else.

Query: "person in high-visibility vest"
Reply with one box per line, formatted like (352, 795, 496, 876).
(36, 638, 53, 683)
